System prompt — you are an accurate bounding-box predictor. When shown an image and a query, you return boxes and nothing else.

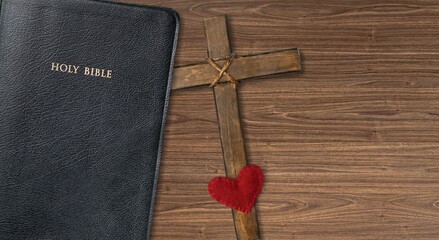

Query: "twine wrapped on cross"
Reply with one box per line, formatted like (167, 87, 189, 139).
(206, 53, 238, 87)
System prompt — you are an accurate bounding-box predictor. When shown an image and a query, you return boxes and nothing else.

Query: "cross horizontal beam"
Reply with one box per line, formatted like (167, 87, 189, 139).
(172, 49, 301, 90)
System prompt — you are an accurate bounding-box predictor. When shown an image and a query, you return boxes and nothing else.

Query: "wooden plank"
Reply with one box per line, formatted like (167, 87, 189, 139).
(204, 15, 261, 240)
(213, 84, 261, 240)
(204, 15, 231, 59)
(172, 49, 301, 90)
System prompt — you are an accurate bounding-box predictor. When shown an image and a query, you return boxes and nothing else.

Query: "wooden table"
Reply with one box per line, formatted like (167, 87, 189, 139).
(119, 1, 439, 239)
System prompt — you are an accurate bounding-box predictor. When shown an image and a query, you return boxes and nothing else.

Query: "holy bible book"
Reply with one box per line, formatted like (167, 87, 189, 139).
(0, 0, 179, 239)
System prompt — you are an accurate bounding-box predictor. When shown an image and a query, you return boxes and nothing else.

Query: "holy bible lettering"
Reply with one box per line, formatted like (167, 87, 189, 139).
(51, 62, 113, 79)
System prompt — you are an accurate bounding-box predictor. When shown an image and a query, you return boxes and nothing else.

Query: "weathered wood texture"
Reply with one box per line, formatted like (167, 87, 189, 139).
(205, 15, 261, 240)
(117, 1, 439, 239)
(172, 49, 301, 90)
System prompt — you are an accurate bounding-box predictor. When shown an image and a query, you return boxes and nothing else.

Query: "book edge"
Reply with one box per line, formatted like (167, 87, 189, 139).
(145, 9, 180, 240)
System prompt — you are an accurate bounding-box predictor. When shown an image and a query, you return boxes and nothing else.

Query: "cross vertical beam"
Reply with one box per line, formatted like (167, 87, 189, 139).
(173, 13, 301, 239)
(204, 16, 260, 240)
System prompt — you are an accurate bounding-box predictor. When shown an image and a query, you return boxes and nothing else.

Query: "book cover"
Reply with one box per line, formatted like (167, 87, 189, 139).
(0, 0, 179, 239)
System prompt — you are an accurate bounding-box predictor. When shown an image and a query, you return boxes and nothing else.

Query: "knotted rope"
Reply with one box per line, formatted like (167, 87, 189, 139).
(206, 53, 238, 87)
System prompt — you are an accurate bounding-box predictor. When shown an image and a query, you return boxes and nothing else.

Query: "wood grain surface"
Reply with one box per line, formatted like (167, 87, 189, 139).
(117, 1, 439, 239)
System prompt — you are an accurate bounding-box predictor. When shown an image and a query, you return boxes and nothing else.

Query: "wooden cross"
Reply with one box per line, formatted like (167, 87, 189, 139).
(171, 15, 302, 240)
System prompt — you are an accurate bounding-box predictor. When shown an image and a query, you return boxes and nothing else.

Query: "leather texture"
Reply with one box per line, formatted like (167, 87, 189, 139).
(0, 0, 179, 239)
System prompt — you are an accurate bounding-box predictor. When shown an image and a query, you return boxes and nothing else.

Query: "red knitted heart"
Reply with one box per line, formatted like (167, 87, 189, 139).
(208, 165, 264, 214)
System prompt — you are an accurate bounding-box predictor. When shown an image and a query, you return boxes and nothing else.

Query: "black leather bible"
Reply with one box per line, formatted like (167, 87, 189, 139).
(0, 0, 179, 239)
